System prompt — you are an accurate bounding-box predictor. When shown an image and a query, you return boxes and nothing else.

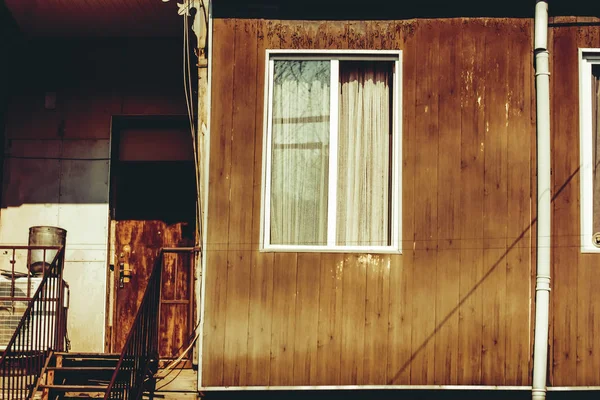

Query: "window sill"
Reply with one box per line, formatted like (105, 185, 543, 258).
(260, 245, 402, 254)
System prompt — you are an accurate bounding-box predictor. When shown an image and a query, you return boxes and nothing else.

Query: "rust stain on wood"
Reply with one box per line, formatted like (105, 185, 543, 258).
(202, 17, 541, 388)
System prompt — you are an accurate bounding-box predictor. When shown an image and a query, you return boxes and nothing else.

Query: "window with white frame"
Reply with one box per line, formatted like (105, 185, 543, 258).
(580, 50, 600, 252)
(261, 50, 402, 253)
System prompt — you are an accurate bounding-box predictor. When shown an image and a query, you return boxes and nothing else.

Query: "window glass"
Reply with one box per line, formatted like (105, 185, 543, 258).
(264, 53, 400, 251)
(270, 60, 330, 245)
(336, 61, 393, 246)
(593, 64, 600, 233)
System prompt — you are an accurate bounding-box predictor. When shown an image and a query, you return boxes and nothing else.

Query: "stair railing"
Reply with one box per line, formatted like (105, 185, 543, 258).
(0, 245, 68, 400)
(103, 250, 163, 400)
(104, 247, 199, 400)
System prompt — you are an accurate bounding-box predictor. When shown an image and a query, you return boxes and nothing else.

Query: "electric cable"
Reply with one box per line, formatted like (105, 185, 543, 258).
(147, 318, 202, 392)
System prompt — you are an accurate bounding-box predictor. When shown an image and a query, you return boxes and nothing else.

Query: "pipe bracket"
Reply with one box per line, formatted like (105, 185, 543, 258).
(536, 275, 551, 292)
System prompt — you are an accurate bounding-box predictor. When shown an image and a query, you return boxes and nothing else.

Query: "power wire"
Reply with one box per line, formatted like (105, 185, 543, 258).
(149, 318, 202, 391)
(182, 1, 204, 246)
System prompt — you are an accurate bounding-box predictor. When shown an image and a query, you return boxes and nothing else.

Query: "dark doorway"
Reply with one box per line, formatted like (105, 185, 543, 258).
(109, 115, 196, 367)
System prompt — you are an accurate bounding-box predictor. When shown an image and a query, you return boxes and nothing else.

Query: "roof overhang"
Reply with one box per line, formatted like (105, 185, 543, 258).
(212, 0, 600, 20)
(4, 0, 183, 37)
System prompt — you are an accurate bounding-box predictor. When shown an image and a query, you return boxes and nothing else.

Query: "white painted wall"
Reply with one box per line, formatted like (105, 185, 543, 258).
(0, 138, 110, 352)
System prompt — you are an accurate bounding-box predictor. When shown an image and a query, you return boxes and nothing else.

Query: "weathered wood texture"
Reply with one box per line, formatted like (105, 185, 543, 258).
(549, 17, 600, 387)
(203, 18, 534, 387)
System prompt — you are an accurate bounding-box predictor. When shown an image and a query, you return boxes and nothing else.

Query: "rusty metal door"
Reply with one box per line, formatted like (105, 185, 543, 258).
(110, 117, 196, 366)
(113, 221, 194, 362)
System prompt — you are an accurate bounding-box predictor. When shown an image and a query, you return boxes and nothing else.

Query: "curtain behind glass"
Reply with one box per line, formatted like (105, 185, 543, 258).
(593, 65, 600, 232)
(270, 60, 330, 245)
(337, 61, 392, 246)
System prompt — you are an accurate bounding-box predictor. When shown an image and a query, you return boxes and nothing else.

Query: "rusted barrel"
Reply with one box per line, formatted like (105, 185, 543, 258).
(28, 226, 67, 276)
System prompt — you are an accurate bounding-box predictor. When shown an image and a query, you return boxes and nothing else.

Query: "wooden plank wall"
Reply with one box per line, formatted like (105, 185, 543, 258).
(202, 18, 534, 388)
(549, 17, 600, 387)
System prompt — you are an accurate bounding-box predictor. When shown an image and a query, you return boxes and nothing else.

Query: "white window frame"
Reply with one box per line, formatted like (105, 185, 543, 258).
(579, 49, 600, 252)
(260, 49, 402, 254)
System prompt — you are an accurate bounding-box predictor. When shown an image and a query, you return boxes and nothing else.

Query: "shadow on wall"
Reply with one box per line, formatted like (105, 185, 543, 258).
(384, 167, 580, 385)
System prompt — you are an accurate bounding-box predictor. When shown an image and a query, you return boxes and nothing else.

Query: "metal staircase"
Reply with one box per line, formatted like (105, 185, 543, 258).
(1, 247, 190, 400)
(33, 352, 123, 399)
(0, 245, 68, 400)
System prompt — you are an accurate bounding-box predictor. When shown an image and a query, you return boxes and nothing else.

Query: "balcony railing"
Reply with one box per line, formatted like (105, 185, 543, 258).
(0, 245, 68, 400)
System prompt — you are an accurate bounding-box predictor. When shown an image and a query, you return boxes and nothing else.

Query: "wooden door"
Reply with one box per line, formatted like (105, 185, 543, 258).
(110, 116, 196, 365)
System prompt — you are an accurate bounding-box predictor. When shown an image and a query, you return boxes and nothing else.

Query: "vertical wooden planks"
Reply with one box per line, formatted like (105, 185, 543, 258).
(290, 20, 322, 386)
(312, 21, 344, 387)
(269, 253, 298, 385)
(387, 20, 416, 386)
(458, 18, 486, 385)
(202, 17, 542, 388)
(303, 20, 327, 49)
(315, 21, 346, 386)
(411, 19, 439, 386)
(481, 20, 509, 385)
(347, 21, 368, 50)
(363, 255, 391, 384)
(340, 255, 367, 384)
(362, 20, 392, 386)
(575, 20, 600, 387)
(202, 18, 235, 387)
(339, 20, 369, 386)
(326, 21, 348, 50)
(223, 19, 258, 386)
(316, 253, 344, 385)
(264, 19, 300, 387)
(293, 253, 321, 384)
(505, 19, 532, 386)
(590, 22, 600, 388)
(551, 21, 579, 386)
(246, 18, 275, 386)
(434, 18, 462, 385)
(577, 254, 597, 386)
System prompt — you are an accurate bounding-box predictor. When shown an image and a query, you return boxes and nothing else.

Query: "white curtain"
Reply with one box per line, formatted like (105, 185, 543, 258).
(594, 65, 600, 231)
(270, 61, 330, 245)
(336, 61, 392, 246)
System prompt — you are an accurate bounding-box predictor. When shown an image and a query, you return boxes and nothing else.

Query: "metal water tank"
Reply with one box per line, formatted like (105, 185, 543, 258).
(28, 226, 67, 276)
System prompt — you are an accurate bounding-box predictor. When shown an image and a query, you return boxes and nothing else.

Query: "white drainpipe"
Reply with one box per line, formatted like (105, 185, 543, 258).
(532, 1, 551, 400)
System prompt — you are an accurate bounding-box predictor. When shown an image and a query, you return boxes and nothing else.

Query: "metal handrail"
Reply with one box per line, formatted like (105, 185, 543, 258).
(103, 252, 162, 400)
(0, 246, 68, 400)
(104, 247, 199, 400)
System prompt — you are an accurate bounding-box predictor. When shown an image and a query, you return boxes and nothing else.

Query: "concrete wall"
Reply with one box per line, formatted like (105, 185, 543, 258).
(0, 38, 187, 351)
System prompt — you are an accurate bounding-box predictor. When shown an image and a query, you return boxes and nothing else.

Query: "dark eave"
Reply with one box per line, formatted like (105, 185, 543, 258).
(3, 0, 182, 38)
(212, 0, 600, 20)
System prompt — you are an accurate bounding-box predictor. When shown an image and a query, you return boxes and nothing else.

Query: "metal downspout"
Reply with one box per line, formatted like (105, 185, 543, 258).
(532, 2, 551, 400)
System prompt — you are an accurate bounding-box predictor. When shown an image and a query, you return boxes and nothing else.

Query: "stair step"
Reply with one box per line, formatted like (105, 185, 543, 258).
(40, 384, 108, 392)
(54, 352, 121, 358)
(60, 356, 120, 361)
(47, 366, 116, 371)
(59, 356, 122, 368)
